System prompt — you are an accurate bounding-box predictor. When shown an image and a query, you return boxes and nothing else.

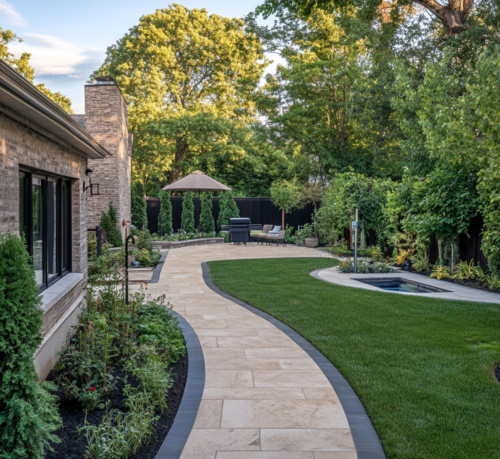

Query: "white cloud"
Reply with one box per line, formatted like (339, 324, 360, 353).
(0, 0, 25, 26)
(9, 33, 103, 78)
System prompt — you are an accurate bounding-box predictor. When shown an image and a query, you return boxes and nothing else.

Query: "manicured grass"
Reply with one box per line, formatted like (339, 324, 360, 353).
(208, 258, 500, 459)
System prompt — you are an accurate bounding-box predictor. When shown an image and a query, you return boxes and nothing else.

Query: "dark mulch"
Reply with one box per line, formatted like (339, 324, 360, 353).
(45, 352, 188, 459)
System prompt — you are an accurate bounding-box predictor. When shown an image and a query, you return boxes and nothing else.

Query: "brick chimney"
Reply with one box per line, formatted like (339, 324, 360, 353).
(83, 77, 132, 239)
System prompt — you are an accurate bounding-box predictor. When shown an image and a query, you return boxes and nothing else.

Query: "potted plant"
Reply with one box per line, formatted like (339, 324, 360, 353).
(299, 223, 320, 248)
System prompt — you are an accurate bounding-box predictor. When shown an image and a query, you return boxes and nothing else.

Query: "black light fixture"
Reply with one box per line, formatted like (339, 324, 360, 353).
(83, 167, 100, 196)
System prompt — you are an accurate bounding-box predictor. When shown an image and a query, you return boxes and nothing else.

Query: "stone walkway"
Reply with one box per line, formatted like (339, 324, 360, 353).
(132, 244, 357, 459)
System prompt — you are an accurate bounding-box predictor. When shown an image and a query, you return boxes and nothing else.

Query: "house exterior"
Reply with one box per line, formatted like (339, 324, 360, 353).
(0, 60, 132, 380)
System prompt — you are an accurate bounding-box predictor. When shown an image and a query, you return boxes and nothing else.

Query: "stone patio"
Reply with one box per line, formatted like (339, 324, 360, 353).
(130, 244, 358, 459)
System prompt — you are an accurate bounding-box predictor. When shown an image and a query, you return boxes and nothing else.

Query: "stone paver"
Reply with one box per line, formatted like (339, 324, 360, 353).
(130, 244, 357, 459)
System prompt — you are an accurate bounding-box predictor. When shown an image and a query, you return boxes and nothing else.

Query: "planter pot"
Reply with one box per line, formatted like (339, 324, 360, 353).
(305, 237, 319, 248)
(127, 255, 136, 265)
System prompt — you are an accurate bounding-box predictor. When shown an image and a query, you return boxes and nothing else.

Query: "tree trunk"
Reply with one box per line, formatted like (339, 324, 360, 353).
(413, 0, 474, 36)
(282, 209, 285, 229)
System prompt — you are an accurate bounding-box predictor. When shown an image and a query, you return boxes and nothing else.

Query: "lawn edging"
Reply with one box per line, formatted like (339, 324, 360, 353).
(202, 261, 386, 459)
(154, 310, 205, 459)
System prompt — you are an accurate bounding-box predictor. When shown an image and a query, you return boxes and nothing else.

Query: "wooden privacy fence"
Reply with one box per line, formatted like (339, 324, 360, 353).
(146, 197, 315, 234)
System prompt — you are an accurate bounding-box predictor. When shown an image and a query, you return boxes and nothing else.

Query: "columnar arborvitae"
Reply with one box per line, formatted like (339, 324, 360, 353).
(159, 190, 173, 236)
(100, 201, 123, 247)
(199, 192, 215, 233)
(217, 192, 240, 230)
(131, 181, 147, 230)
(181, 191, 195, 233)
(0, 234, 61, 458)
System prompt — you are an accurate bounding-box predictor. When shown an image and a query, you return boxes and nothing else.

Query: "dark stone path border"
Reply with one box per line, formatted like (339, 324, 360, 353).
(154, 310, 205, 459)
(201, 261, 386, 459)
(150, 251, 168, 284)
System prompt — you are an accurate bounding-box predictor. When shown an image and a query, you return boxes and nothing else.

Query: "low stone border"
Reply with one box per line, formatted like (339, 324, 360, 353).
(201, 261, 386, 459)
(150, 251, 168, 283)
(152, 237, 224, 249)
(154, 310, 205, 459)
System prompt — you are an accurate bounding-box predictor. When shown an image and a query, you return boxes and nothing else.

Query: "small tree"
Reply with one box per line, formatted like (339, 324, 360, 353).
(270, 179, 301, 228)
(0, 234, 61, 458)
(158, 190, 173, 236)
(181, 191, 195, 233)
(199, 193, 215, 233)
(131, 181, 147, 229)
(217, 192, 240, 230)
(100, 201, 123, 247)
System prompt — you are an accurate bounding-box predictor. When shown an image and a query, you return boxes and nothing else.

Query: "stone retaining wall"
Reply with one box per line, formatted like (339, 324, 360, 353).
(152, 237, 224, 249)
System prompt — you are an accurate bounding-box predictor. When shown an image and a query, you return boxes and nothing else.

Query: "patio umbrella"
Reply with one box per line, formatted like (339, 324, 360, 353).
(162, 170, 231, 193)
(163, 171, 231, 231)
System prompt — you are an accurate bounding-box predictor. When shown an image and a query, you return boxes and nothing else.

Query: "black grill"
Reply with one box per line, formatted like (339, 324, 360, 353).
(229, 218, 251, 243)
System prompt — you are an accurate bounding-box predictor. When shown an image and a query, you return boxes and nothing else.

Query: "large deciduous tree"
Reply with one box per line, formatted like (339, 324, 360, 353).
(257, 0, 474, 36)
(91, 5, 268, 184)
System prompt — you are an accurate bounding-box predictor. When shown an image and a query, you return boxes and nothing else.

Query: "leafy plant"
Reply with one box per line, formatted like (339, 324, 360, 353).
(487, 276, 500, 291)
(79, 405, 158, 459)
(369, 246, 384, 262)
(217, 192, 240, 230)
(158, 190, 173, 236)
(395, 249, 411, 264)
(131, 181, 147, 230)
(473, 266, 489, 284)
(181, 191, 195, 233)
(100, 202, 123, 247)
(430, 265, 451, 280)
(452, 260, 477, 281)
(135, 249, 152, 267)
(199, 192, 215, 233)
(412, 254, 430, 273)
(0, 234, 62, 458)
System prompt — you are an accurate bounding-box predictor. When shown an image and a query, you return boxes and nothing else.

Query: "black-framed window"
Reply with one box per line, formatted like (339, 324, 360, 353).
(19, 169, 72, 292)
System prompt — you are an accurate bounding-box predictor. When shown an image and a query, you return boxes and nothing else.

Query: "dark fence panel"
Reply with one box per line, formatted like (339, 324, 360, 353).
(146, 197, 315, 234)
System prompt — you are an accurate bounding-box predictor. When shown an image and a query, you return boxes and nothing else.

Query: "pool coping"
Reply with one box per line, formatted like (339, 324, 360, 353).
(201, 261, 386, 459)
(154, 309, 205, 459)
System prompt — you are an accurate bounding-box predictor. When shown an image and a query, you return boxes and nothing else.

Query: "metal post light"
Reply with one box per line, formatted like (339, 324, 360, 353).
(353, 208, 359, 273)
(125, 234, 135, 304)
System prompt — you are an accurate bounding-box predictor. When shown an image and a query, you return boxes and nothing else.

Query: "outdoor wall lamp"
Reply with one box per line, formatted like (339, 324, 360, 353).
(83, 167, 100, 195)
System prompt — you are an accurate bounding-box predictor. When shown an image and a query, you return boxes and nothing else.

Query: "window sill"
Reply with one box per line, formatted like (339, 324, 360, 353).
(39, 273, 85, 314)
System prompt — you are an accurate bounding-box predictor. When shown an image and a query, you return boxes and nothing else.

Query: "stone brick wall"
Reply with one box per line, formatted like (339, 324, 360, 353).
(0, 103, 88, 274)
(84, 83, 131, 240)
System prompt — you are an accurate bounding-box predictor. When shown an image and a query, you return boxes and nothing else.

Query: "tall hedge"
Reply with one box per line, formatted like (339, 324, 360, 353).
(0, 234, 61, 458)
(100, 201, 123, 247)
(199, 192, 215, 233)
(217, 192, 239, 230)
(131, 181, 147, 230)
(181, 191, 195, 233)
(158, 190, 173, 236)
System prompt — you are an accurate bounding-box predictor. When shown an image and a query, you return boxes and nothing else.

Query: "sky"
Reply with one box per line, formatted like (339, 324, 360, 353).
(2, 0, 282, 113)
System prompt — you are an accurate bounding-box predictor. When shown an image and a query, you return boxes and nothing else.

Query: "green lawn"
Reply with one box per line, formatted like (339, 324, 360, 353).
(208, 257, 500, 459)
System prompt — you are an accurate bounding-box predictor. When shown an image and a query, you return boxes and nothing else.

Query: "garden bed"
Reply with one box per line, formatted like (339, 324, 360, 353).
(46, 352, 188, 459)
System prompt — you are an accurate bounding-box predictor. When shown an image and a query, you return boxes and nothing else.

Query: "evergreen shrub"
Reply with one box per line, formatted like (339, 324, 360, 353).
(100, 201, 123, 247)
(131, 181, 147, 230)
(159, 190, 173, 236)
(217, 192, 239, 230)
(181, 191, 195, 233)
(199, 193, 215, 233)
(0, 234, 61, 459)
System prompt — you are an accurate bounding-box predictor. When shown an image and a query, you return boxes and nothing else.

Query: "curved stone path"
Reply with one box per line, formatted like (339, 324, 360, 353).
(133, 245, 359, 459)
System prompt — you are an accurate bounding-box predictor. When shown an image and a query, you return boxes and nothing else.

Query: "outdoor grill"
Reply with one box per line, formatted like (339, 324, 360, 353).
(229, 218, 251, 243)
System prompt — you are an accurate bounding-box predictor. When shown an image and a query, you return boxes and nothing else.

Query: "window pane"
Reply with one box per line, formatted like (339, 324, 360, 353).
(62, 181, 69, 271)
(32, 176, 44, 286)
(47, 178, 58, 281)
(19, 172, 26, 239)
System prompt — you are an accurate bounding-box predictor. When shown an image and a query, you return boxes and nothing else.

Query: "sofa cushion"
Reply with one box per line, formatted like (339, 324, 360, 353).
(269, 225, 281, 234)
